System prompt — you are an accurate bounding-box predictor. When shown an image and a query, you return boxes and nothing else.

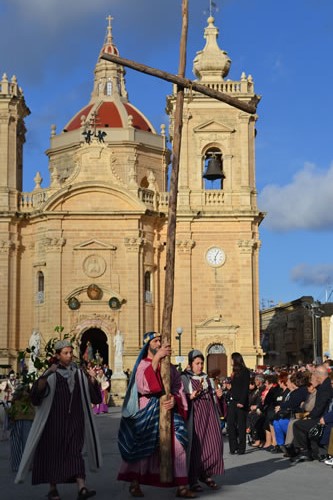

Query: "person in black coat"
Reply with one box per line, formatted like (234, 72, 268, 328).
(227, 352, 250, 454)
(291, 365, 333, 463)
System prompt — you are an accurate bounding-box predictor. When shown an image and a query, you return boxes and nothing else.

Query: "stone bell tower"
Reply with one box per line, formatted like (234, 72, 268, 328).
(166, 16, 264, 371)
(0, 73, 30, 366)
(0, 73, 30, 211)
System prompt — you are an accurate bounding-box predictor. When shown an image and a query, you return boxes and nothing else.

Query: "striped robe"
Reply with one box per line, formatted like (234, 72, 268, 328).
(181, 373, 224, 486)
(15, 368, 102, 484)
(118, 358, 188, 487)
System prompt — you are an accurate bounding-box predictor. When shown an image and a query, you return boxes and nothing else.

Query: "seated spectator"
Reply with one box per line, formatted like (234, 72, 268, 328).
(313, 371, 333, 462)
(272, 371, 308, 453)
(290, 365, 333, 464)
(247, 374, 265, 446)
(284, 378, 317, 457)
(260, 374, 281, 450)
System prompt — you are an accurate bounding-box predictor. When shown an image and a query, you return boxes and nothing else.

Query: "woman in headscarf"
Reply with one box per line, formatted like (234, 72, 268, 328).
(181, 349, 224, 492)
(117, 331, 192, 498)
(15, 339, 103, 500)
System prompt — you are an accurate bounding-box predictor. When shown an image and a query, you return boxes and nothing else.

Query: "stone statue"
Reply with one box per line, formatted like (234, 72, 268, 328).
(97, 130, 106, 143)
(113, 330, 124, 375)
(28, 329, 41, 373)
(114, 330, 123, 356)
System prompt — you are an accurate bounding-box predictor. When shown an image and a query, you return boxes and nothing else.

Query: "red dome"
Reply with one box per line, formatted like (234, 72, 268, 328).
(64, 101, 153, 132)
(101, 44, 119, 56)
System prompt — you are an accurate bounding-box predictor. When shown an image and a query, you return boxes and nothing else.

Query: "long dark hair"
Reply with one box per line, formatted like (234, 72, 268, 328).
(231, 352, 247, 376)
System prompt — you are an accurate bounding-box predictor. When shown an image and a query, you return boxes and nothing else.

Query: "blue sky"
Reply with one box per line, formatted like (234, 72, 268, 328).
(1, 0, 333, 306)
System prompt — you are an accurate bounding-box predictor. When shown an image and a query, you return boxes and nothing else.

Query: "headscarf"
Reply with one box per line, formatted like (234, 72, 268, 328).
(143, 331, 161, 344)
(188, 349, 204, 364)
(54, 339, 72, 351)
(121, 331, 161, 418)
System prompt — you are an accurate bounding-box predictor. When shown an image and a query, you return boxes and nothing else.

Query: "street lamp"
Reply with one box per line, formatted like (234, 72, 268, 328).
(175, 327, 183, 371)
(303, 301, 324, 363)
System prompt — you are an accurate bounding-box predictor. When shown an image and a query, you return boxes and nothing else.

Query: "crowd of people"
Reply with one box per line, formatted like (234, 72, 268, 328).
(1, 334, 333, 499)
(222, 360, 333, 467)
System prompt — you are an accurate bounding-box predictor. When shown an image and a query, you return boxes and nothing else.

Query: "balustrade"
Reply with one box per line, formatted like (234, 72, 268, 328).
(18, 190, 49, 212)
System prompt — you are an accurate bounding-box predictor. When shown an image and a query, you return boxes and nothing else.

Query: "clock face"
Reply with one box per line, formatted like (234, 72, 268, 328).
(205, 246, 226, 267)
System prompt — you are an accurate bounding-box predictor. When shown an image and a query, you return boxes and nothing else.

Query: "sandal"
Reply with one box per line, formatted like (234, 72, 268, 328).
(47, 489, 61, 500)
(77, 487, 96, 499)
(129, 482, 144, 498)
(199, 477, 220, 490)
(176, 487, 197, 498)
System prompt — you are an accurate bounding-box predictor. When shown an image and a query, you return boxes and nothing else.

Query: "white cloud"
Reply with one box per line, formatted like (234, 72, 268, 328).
(291, 263, 333, 286)
(259, 162, 333, 231)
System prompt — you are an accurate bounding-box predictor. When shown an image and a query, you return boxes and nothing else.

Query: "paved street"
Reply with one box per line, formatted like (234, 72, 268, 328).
(1, 408, 332, 500)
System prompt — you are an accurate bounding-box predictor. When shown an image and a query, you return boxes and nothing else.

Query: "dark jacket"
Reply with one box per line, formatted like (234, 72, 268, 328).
(261, 385, 281, 413)
(309, 377, 333, 419)
(321, 398, 333, 444)
(281, 386, 307, 412)
(230, 368, 250, 408)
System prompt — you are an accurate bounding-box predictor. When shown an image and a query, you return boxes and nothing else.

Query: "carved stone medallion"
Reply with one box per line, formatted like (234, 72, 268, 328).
(83, 254, 106, 278)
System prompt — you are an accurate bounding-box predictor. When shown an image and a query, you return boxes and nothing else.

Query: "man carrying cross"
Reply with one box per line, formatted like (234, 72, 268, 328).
(117, 331, 195, 498)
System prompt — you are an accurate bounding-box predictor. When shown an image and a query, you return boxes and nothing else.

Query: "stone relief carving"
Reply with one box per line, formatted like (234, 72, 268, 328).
(40, 237, 66, 252)
(238, 239, 258, 253)
(124, 237, 145, 252)
(176, 239, 195, 253)
(83, 254, 106, 278)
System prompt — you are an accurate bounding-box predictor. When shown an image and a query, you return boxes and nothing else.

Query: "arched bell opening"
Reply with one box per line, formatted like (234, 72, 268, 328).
(202, 147, 225, 190)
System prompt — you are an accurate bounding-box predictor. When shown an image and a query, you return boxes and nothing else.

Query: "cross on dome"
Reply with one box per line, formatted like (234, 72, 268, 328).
(106, 15, 114, 44)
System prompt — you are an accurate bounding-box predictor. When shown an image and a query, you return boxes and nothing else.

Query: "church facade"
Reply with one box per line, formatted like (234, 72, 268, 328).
(0, 16, 264, 376)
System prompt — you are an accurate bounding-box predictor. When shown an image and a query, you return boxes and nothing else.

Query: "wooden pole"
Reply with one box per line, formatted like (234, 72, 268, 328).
(159, 0, 188, 484)
(100, 55, 259, 115)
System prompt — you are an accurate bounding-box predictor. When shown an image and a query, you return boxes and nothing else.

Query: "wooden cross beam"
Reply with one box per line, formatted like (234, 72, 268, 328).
(100, 52, 260, 115)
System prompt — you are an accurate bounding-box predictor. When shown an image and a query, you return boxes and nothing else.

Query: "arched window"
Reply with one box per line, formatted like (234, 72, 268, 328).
(37, 271, 44, 304)
(203, 147, 224, 190)
(106, 79, 112, 96)
(144, 271, 152, 303)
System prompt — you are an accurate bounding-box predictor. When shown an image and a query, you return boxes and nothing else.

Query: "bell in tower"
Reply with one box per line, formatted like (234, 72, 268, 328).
(203, 154, 224, 181)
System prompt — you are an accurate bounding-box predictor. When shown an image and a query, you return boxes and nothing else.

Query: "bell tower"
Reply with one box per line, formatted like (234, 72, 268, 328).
(166, 16, 264, 368)
(0, 73, 30, 211)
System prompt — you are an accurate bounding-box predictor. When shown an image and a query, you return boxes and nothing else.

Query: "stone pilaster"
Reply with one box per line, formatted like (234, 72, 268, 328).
(124, 235, 145, 347)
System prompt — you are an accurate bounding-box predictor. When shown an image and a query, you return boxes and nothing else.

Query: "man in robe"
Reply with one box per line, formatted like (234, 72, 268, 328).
(15, 339, 103, 500)
(117, 332, 195, 498)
